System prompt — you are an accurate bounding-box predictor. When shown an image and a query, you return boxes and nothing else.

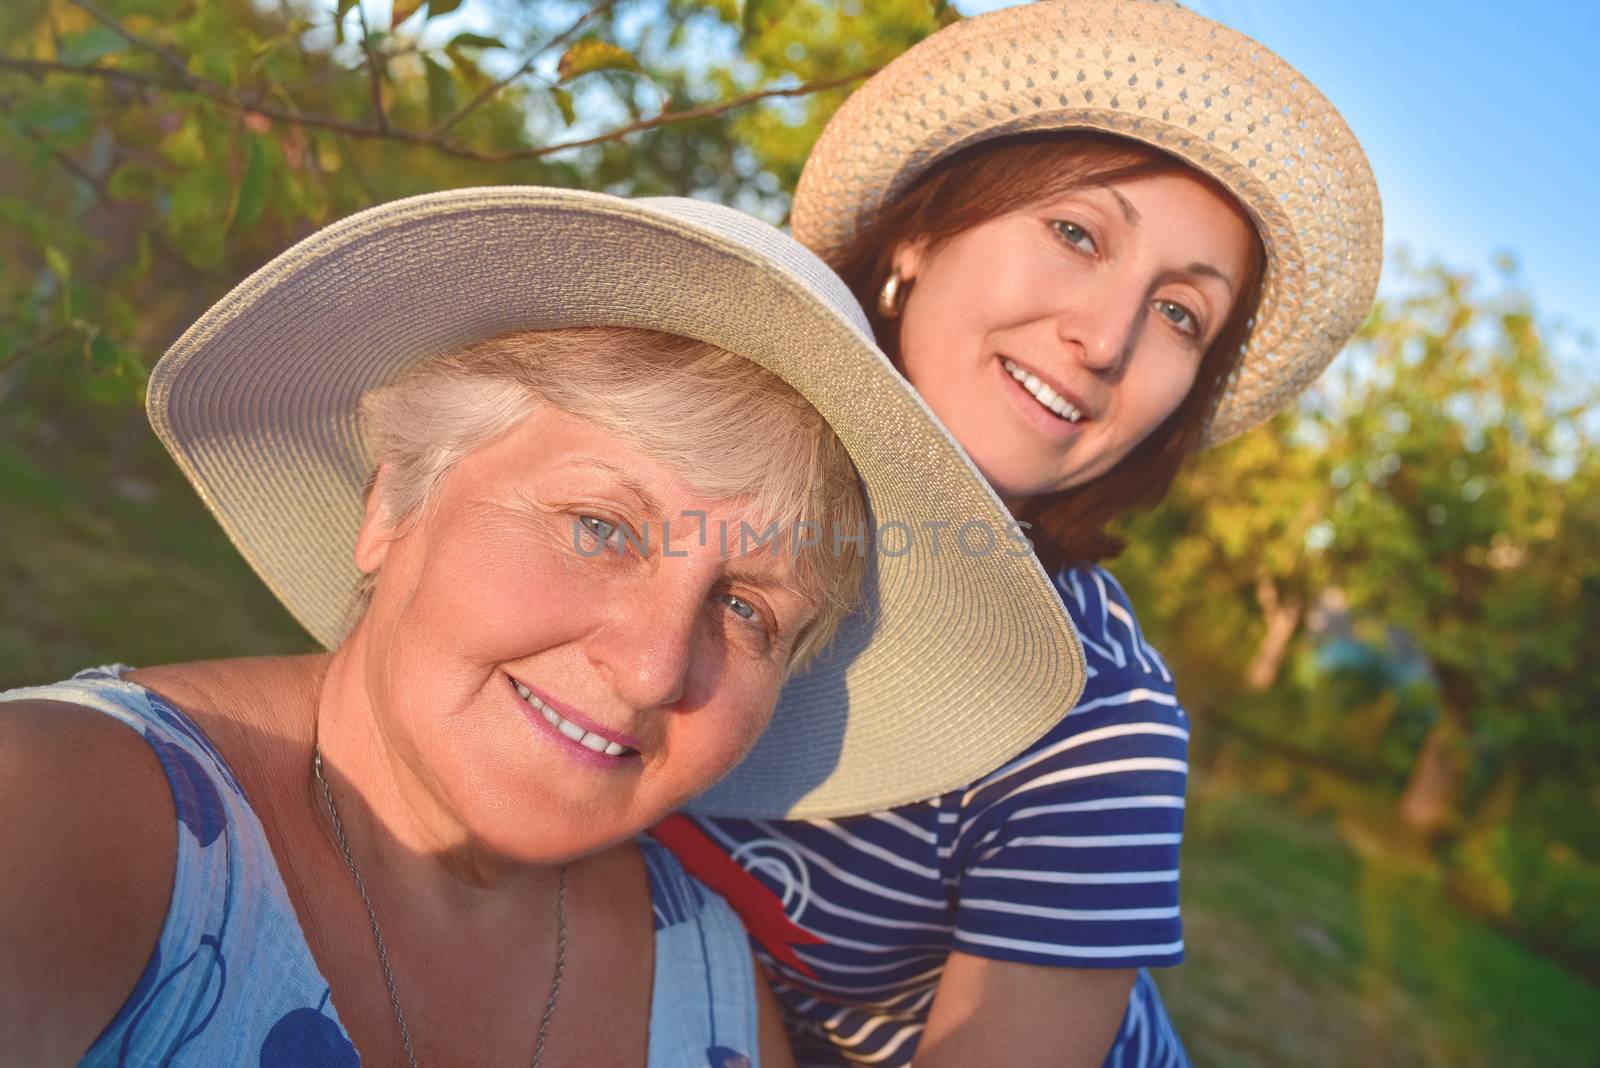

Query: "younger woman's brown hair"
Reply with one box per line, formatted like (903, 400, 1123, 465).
(822, 131, 1265, 572)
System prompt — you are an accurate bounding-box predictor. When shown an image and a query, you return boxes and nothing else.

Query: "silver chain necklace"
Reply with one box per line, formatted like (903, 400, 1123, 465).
(313, 746, 568, 1068)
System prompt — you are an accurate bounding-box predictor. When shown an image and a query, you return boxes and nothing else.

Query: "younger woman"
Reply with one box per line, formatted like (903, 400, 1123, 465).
(670, 2, 1383, 1065)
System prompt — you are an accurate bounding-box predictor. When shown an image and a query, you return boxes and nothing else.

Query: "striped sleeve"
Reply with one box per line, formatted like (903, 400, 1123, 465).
(949, 565, 1189, 969)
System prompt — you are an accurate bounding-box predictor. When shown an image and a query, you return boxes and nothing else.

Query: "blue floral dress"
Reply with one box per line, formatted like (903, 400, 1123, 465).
(2, 667, 759, 1067)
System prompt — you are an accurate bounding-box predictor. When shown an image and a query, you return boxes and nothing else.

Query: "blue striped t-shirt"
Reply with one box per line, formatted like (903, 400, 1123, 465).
(688, 564, 1190, 1066)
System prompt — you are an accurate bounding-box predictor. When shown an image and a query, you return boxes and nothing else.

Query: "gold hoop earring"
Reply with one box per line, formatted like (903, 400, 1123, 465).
(878, 270, 909, 319)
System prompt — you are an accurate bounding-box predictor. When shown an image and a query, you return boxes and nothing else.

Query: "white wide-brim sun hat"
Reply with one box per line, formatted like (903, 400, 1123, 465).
(791, 0, 1384, 446)
(147, 186, 1085, 819)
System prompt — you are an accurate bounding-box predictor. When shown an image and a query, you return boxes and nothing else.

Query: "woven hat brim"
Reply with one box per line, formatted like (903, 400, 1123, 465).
(147, 186, 1085, 819)
(791, 0, 1383, 446)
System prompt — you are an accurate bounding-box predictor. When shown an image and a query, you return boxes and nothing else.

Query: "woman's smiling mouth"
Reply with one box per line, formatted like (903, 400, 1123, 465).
(509, 674, 639, 759)
(1002, 357, 1084, 423)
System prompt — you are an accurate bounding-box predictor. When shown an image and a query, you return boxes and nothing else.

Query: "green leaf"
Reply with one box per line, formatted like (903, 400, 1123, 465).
(0, 0, 48, 36)
(17, 96, 93, 146)
(741, 0, 779, 37)
(168, 162, 232, 267)
(131, 232, 153, 279)
(234, 136, 270, 230)
(114, 0, 177, 14)
(194, 48, 241, 88)
(107, 163, 160, 203)
(429, 0, 465, 15)
(550, 86, 576, 127)
(556, 39, 641, 82)
(43, 245, 70, 282)
(423, 55, 457, 126)
(86, 331, 118, 374)
(447, 31, 504, 51)
(159, 115, 208, 168)
(247, 32, 291, 76)
(58, 25, 127, 65)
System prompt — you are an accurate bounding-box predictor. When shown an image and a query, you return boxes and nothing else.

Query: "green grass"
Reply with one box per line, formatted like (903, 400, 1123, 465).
(1166, 778, 1600, 1067)
(0, 436, 312, 688)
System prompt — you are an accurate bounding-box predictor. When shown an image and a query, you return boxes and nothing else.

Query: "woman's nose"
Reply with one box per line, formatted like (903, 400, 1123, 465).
(1057, 284, 1143, 376)
(584, 572, 703, 712)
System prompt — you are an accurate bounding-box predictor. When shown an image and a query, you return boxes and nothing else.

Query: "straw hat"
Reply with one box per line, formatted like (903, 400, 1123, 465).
(147, 186, 1085, 819)
(791, 0, 1382, 445)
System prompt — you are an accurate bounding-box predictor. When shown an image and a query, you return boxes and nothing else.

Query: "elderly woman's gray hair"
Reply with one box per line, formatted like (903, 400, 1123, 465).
(355, 325, 869, 669)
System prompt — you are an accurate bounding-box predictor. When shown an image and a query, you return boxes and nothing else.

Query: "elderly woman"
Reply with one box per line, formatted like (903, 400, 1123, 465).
(0, 190, 1085, 1066)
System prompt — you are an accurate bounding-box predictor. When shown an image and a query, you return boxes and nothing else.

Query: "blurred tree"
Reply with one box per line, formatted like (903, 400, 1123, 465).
(1125, 262, 1598, 835)
(0, 0, 943, 403)
(1316, 264, 1597, 842)
(1118, 261, 1600, 956)
(0, 0, 946, 682)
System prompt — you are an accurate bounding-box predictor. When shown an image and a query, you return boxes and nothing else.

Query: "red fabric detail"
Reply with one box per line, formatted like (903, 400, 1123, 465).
(650, 814, 821, 978)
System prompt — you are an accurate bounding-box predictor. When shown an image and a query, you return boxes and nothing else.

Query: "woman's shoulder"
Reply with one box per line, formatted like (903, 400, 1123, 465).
(2, 669, 349, 1065)
(1052, 563, 1176, 693)
(0, 688, 178, 1064)
(957, 564, 1190, 810)
(639, 834, 738, 931)
(0, 688, 180, 858)
(0, 683, 182, 890)
(638, 837, 762, 1065)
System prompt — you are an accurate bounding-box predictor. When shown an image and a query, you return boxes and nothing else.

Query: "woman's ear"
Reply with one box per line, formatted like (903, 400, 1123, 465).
(354, 464, 396, 575)
(890, 237, 930, 283)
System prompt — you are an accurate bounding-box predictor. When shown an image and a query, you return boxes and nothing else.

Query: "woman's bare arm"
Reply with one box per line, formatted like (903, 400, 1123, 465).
(0, 700, 175, 1066)
(753, 953, 797, 1068)
(913, 952, 1135, 1067)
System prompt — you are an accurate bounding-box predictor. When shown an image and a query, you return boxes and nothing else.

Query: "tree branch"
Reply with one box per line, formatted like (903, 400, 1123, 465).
(8, 120, 221, 280)
(2, 50, 877, 164)
(477, 69, 877, 163)
(69, 0, 217, 96)
(1, 327, 70, 376)
(354, 1, 386, 131)
(1199, 708, 1384, 785)
(0, 55, 161, 89)
(432, 0, 620, 137)
(542, 0, 623, 55)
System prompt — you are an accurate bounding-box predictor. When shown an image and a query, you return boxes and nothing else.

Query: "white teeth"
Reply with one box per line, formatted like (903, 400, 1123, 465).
(511, 678, 633, 757)
(1003, 358, 1083, 422)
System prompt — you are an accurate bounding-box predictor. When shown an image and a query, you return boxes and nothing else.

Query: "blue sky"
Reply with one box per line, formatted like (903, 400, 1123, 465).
(956, 0, 1600, 349)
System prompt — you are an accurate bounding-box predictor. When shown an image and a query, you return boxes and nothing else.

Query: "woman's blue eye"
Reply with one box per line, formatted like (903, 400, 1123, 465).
(1155, 299, 1199, 336)
(718, 594, 759, 622)
(1050, 220, 1097, 254)
(579, 515, 619, 543)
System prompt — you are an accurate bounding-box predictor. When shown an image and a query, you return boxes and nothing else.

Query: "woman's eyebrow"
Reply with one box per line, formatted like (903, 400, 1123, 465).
(726, 564, 820, 628)
(1098, 188, 1235, 293)
(562, 456, 666, 518)
(1184, 262, 1236, 295)
(725, 559, 800, 592)
(1107, 187, 1141, 225)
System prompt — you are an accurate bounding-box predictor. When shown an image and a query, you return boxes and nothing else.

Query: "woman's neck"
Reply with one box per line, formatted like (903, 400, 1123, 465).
(133, 646, 561, 919)
(312, 627, 562, 910)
